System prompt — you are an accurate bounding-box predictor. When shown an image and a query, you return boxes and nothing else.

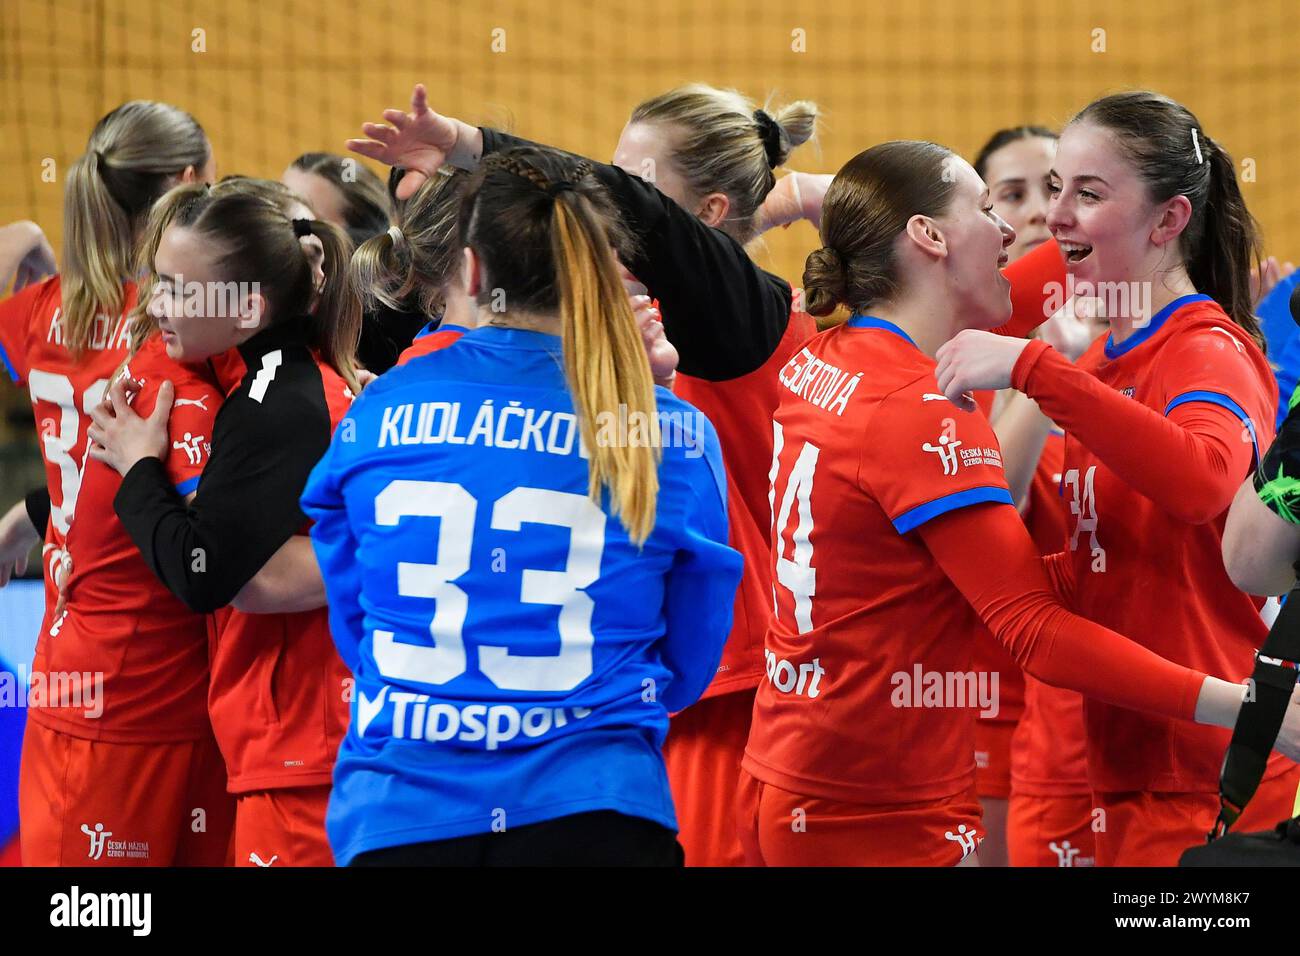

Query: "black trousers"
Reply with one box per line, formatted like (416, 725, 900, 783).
(350, 811, 685, 867)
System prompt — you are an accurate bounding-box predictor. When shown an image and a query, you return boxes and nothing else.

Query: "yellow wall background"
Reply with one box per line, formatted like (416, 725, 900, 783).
(1, 0, 1297, 288)
(0, 0, 1295, 496)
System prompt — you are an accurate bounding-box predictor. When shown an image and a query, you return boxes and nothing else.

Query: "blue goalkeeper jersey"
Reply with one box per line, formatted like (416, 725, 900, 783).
(301, 325, 741, 864)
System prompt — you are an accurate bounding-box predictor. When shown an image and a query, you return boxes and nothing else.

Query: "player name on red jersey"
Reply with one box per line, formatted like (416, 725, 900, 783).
(45, 306, 131, 352)
(777, 347, 862, 416)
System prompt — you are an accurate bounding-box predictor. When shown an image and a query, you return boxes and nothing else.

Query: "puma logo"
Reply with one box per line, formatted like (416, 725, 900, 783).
(249, 852, 278, 867)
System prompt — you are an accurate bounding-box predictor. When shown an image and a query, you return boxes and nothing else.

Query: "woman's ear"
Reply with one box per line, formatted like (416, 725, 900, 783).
(178, 164, 200, 185)
(237, 289, 270, 332)
(1150, 194, 1193, 247)
(462, 246, 482, 298)
(903, 214, 947, 259)
(696, 192, 731, 229)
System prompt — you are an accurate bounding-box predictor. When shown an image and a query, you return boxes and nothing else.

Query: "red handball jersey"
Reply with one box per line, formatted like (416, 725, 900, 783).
(674, 310, 817, 699)
(0, 276, 134, 602)
(1011, 294, 1283, 793)
(743, 317, 1016, 804)
(396, 323, 468, 366)
(28, 332, 219, 743)
(1011, 430, 1091, 796)
(205, 345, 355, 793)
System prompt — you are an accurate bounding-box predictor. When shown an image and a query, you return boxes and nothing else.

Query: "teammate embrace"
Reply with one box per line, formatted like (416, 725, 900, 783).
(3, 82, 1299, 868)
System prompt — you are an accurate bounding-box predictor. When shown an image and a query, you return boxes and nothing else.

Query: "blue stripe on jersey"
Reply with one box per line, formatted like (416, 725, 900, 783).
(1164, 389, 1261, 467)
(0, 342, 18, 383)
(1104, 293, 1212, 359)
(892, 486, 1015, 534)
(174, 475, 200, 496)
(845, 315, 916, 346)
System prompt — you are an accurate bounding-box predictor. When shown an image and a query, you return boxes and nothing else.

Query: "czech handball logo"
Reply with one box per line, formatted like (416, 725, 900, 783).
(80, 822, 111, 860)
(922, 417, 962, 476)
(172, 432, 208, 466)
(944, 823, 980, 860)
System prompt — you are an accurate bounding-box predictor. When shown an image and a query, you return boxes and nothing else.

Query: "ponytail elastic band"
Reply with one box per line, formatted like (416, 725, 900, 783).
(753, 109, 783, 169)
(546, 180, 578, 198)
(292, 218, 315, 238)
(1192, 128, 1204, 164)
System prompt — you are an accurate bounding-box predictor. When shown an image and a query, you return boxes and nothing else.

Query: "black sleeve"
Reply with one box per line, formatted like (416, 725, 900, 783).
(24, 486, 49, 534)
(480, 128, 793, 381)
(356, 306, 429, 374)
(113, 389, 331, 613)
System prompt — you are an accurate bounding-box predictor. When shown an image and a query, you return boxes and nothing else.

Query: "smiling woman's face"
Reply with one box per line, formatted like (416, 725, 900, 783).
(147, 223, 249, 362)
(1047, 121, 1168, 288)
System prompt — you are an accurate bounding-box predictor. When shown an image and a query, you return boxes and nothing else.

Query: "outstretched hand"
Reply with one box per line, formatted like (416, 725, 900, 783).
(347, 84, 469, 200)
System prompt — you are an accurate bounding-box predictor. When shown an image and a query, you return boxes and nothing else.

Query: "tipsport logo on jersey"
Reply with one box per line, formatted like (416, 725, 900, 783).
(353, 682, 595, 751)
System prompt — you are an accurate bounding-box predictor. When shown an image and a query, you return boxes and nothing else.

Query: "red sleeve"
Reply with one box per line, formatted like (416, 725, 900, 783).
(991, 238, 1067, 338)
(125, 343, 219, 495)
(863, 378, 1013, 533)
(1041, 549, 1076, 608)
(0, 281, 43, 385)
(918, 501, 1205, 720)
(1012, 339, 1258, 524)
(159, 387, 217, 496)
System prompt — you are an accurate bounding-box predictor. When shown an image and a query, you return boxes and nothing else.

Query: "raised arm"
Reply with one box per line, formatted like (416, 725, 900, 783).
(349, 85, 792, 381)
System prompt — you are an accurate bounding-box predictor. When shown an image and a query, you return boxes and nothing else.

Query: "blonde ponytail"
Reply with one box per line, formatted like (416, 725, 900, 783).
(552, 197, 660, 545)
(630, 83, 820, 245)
(62, 101, 209, 354)
(350, 168, 466, 321)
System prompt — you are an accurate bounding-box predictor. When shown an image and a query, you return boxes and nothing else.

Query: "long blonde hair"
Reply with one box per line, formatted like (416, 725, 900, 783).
(460, 148, 660, 544)
(630, 83, 819, 244)
(62, 101, 209, 354)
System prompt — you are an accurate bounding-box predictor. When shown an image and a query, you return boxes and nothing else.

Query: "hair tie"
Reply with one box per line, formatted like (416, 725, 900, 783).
(387, 224, 404, 245)
(753, 109, 784, 169)
(292, 218, 315, 238)
(1191, 128, 1205, 164)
